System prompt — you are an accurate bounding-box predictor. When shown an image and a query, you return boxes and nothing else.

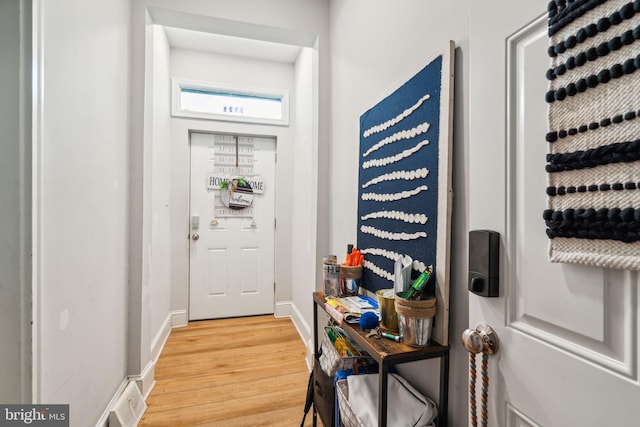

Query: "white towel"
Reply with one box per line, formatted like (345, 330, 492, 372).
(346, 373, 436, 427)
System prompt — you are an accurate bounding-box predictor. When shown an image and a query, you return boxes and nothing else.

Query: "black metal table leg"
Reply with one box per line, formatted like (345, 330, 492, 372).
(312, 297, 318, 427)
(378, 363, 389, 427)
(313, 302, 319, 358)
(438, 349, 450, 427)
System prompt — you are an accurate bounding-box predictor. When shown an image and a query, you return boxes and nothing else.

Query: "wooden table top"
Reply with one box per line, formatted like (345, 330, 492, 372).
(313, 292, 448, 365)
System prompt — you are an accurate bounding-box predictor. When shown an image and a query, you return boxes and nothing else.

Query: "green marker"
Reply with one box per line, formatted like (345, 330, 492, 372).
(403, 270, 431, 300)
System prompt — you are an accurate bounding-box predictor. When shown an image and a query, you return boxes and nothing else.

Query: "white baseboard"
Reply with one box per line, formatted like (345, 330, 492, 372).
(150, 309, 187, 367)
(95, 378, 129, 427)
(141, 309, 188, 400)
(283, 301, 314, 371)
(274, 300, 292, 318)
(171, 309, 188, 328)
(129, 359, 156, 399)
(151, 314, 172, 364)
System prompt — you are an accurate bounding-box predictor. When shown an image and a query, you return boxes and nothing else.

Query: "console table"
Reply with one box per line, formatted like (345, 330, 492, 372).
(312, 292, 449, 427)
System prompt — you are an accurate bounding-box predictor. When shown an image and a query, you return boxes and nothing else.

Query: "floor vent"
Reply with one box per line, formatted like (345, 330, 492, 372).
(108, 381, 147, 427)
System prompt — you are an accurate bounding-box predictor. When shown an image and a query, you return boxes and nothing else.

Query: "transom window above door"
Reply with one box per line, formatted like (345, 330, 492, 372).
(172, 78, 289, 126)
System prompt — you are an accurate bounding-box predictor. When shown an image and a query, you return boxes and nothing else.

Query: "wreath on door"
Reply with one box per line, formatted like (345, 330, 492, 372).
(219, 177, 254, 210)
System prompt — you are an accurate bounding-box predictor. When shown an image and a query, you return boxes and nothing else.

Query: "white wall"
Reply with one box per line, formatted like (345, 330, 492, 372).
(168, 48, 296, 311)
(33, 0, 130, 425)
(291, 45, 319, 343)
(148, 24, 173, 364)
(0, 0, 31, 404)
(328, 1, 469, 424)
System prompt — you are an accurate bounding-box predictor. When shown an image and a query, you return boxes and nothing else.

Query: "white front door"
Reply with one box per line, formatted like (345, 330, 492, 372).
(189, 132, 276, 320)
(470, 1, 640, 426)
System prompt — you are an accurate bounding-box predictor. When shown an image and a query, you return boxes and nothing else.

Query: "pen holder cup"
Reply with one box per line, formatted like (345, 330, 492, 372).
(376, 289, 399, 332)
(395, 294, 436, 347)
(340, 265, 362, 296)
(323, 263, 341, 297)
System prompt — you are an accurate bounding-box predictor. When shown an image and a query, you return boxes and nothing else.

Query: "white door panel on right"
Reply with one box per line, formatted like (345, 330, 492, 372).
(470, 1, 640, 426)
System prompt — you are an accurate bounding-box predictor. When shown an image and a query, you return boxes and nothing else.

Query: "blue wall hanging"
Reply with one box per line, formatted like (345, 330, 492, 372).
(357, 42, 455, 345)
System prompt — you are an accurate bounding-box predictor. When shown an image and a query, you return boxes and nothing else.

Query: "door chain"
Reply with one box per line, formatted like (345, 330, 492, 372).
(462, 325, 499, 427)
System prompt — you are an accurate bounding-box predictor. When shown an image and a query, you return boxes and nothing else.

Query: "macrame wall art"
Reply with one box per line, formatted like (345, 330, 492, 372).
(357, 43, 454, 345)
(544, 0, 640, 270)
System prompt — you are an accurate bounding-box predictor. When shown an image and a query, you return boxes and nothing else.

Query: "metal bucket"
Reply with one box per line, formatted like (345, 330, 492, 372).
(395, 294, 436, 347)
(397, 314, 433, 346)
(376, 289, 398, 331)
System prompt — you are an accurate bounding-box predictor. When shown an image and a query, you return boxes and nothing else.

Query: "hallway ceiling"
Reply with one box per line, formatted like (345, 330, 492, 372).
(163, 26, 302, 64)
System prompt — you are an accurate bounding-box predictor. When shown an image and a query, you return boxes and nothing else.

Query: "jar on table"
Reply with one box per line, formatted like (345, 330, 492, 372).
(322, 255, 340, 297)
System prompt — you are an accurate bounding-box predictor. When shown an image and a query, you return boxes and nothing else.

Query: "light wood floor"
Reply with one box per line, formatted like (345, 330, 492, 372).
(139, 315, 320, 427)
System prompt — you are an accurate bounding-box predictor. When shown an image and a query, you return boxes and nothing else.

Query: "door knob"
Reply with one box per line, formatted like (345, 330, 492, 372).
(462, 324, 499, 354)
(462, 329, 484, 354)
(192, 234, 200, 241)
(464, 324, 499, 427)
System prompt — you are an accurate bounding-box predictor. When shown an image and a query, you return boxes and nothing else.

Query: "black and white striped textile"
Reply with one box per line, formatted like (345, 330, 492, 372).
(544, 0, 640, 270)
